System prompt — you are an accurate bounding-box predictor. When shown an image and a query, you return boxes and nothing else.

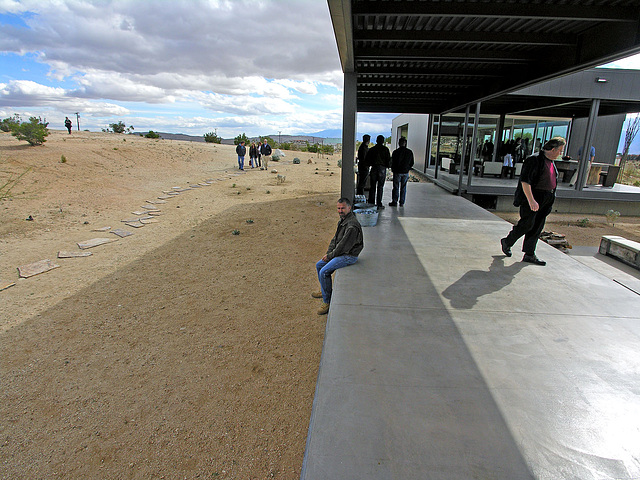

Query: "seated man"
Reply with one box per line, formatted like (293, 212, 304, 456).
(312, 197, 364, 315)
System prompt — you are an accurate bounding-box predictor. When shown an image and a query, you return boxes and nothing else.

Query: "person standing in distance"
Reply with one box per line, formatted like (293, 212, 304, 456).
(235, 141, 246, 170)
(365, 135, 391, 210)
(501, 137, 565, 266)
(356, 134, 371, 196)
(64, 116, 72, 134)
(260, 139, 272, 170)
(389, 136, 414, 207)
(312, 198, 364, 315)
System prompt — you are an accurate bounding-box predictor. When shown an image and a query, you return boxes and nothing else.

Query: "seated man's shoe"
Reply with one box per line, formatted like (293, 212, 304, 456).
(317, 302, 330, 315)
(388, 202, 397, 207)
(522, 254, 546, 266)
(311, 291, 323, 299)
(500, 238, 512, 257)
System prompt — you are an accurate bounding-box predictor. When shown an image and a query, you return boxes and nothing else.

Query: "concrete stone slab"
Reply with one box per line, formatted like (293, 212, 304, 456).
(17, 259, 60, 278)
(302, 182, 640, 480)
(111, 228, 134, 237)
(78, 237, 118, 249)
(57, 251, 93, 258)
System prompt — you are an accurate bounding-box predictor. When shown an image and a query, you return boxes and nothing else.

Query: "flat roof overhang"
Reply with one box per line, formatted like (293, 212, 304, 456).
(329, 0, 640, 115)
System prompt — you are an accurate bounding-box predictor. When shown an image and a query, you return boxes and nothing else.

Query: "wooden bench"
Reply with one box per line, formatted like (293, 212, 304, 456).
(599, 235, 640, 270)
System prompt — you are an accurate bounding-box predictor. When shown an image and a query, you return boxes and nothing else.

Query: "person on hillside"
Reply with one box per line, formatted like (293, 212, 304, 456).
(312, 197, 364, 315)
(500, 137, 566, 266)
(365, 135, 391, 209)
(389, 136, 414, 207)
(64, 117, 72, 134)
(260, 139, 272, 170)
(236, 141, 246, 170)
(356, 134, 371, 196)
(249, 142, 258, 168)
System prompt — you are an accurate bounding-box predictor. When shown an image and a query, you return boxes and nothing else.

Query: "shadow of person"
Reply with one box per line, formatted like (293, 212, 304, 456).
(442, 255, 527, 309)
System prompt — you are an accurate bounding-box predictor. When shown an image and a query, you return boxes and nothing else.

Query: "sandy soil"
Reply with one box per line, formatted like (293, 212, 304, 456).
(1, 130, 341, 479)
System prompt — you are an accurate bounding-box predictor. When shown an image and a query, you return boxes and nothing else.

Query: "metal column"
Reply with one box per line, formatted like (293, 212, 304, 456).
(467, 103, 481, 189)
(340, 72, 357, 201)
(434, 115, 442, 180)
(458, 105, 471, 196)
(575, 99, 600, 191)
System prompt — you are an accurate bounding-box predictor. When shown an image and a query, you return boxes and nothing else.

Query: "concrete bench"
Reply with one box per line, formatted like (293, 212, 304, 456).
(599, 235, 640, 270)
(481, 161, 503, 177)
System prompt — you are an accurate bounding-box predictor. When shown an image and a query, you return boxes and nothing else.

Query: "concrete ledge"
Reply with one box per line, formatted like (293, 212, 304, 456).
(599, 235, 640, 270)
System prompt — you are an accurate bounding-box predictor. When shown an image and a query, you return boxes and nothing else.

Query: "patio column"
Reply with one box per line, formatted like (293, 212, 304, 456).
(434, 114, 442, 180)
(425, 115, 434, 174)
(341, 72, 357, 201)
(467, 102, 481, 189)
(575, 98, 600, 191)
(458, 105, 471, 195)
(493, 114, 505, 163)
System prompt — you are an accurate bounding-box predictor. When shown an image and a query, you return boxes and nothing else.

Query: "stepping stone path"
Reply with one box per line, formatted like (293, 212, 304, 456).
(4, 167, 260, 285)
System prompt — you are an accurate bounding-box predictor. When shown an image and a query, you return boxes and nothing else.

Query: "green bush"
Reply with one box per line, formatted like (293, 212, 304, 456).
(234, 133, 249, 145)
(11, 116, 50, 146)
(293, 157, 301, 164)
(145, 130, 160, 139)
(272, 154, 281, 162)
(0, 114, 21, 133)
(204, 131, 222, 143)
(104, 121, 134, 134)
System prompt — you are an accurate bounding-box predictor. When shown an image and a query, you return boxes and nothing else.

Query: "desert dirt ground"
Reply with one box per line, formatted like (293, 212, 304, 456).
(2, 130, 640, 479)
(1, 130, 342, 479)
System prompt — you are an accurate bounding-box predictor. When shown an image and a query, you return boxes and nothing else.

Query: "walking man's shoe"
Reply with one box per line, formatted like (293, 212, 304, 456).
(522, 254, 546, 266)
(388, 202, 397, 207)
(311, 291, 323, 299)
(377, 204, 385, 210)
(500, 238, 512, 257)
(317, 302, 330, 315)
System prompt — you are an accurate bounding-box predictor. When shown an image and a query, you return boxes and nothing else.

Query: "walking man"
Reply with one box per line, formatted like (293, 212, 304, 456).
(313, 198, 364, 315)
(64, 116, 72, 134)
(389, 136, 414, 207)
(236, 141, 246, 170)
(260, 139, 272, 170)
(365, 135, 391, 209)
(501, 137, 566, 266)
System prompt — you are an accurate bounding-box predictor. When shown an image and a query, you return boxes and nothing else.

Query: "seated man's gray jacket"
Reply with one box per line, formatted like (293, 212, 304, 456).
(326, 211, 364, 260)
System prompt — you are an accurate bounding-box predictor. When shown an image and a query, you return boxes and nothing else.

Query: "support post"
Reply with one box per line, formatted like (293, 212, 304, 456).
(467, 102, 481, 188)
(434, 115, 442, 180)
(340, 72, 357, 201)
(575, 99, 600, 191)
(425, 115, 433, 174)
(458, 105, 471, 196)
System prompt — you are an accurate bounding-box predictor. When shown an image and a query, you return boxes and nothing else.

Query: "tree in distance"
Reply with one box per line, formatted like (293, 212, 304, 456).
(204, 131, 222, 143)
(234, 133, 249, 145)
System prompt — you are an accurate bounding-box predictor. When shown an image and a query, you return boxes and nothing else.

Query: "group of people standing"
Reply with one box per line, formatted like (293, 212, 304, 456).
(356, 134, 414, 209)
(236, 139, 273, 170)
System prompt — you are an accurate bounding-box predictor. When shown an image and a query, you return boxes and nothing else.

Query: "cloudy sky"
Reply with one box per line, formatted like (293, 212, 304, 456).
(1, 0, 640, 142)
(0, 0, 395, 138)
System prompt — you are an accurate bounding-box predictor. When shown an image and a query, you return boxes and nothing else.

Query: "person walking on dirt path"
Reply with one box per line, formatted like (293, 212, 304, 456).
(236, 141, 246, 170)
(312, 197, 364, 315)
(260, 139, 272, 170)
(64, 117, 72, 134)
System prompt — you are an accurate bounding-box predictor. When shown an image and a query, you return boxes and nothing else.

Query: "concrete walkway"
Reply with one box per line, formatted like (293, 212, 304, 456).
(301, 182, 640, 480)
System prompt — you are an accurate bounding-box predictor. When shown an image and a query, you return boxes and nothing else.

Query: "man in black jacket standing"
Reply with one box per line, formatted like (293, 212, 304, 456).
(365, 135, 391, 209)
(500, 137, 565, 266)
(356, 134, 371, 196)
(389, 137, 414, 207)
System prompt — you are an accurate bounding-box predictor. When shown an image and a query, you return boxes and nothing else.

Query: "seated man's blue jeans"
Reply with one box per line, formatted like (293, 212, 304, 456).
(316, 255, 358, 304)
(392, 173, 409, 205)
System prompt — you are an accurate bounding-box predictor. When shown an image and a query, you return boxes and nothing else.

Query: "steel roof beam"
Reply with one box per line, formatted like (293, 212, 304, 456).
(354, 30, 575, 47)
(351, 3, 635, 22)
